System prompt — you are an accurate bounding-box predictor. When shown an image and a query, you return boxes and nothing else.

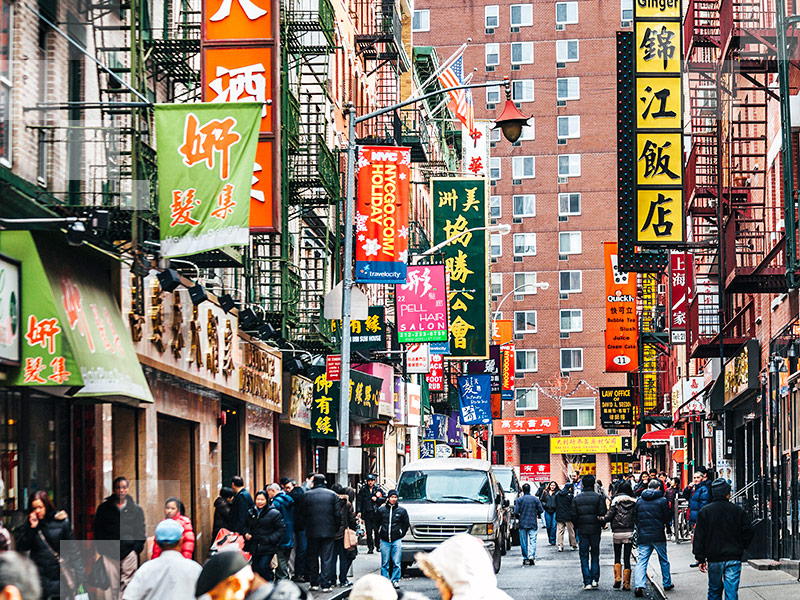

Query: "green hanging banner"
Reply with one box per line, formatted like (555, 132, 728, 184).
(155, 102, 261, 258)
(310, 369, 383, 439)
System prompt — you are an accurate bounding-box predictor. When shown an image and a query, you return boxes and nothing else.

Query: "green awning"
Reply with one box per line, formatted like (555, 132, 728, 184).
(0, 231, 153, 404)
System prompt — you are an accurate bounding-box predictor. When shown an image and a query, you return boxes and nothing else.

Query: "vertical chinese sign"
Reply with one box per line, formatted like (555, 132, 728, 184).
(395, 264, 448, 343)
(669, 252, 692, 345)
(604, 242, 638, 371)
(462, 120, 490, 178)
(355, 146, 411, 284)
(156, 103, 261, 257)
(431, 177, 489, 359)
(634, 0, 684, 245)
(202, 0, 278, 231)
(457, 374, 492, 425)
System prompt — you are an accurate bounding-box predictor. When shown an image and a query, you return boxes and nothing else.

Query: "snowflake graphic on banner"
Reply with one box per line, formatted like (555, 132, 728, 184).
(357, 148, 370, 170)
(358, 234, 366, 242)
(398, 226, 409, 239)
(400, 151, 411, 166)
(355, 212, 369, 232)
(362, 238, 381, 256)
(399, 171, 407, 180)
(398, 250, 408, 263)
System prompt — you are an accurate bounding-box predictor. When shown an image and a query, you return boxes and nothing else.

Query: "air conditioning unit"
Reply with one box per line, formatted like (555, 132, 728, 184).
(514, 295, 524, 301)
(560, 332, 570, 339)
(559, 293, 569, 300)
(512, 64, 521, 71)
(556, 24, 565, 31)
(621, 20, 631, 28)
(514, 333, 524, 340)
(512, 217, 523, 224)
(558, 215, 568, 222)
(558, 177, 568, 184)
(486, 103, 496, 110)
(559, 254, 569, 261)
(557, 62, 566, 69)
(491, 218, 498, 225)
(512, 141, 521, 147)
(513, 179, 522, 185)
(557, 100, 567, 107)
(511, 26, 520, 33)
(485, 28, 495, 34)
(514, 256, 523, 263)
(486, 66, 496, 72)
(558, 138, 567, 145)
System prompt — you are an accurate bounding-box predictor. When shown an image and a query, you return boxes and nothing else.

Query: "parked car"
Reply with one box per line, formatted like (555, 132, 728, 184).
(493, 466, 521, 546)
(396, 458, 507, 573)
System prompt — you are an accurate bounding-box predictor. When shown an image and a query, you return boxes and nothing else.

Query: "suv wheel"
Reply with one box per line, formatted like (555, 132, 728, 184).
(492, 541, 502, 573)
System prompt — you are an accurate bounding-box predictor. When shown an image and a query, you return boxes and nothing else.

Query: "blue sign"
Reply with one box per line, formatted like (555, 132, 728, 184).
(420, 440, 436, 459)
(457, 374, 492, 425)
(423, 413, 449, 442)
(429, 341, 451, 355)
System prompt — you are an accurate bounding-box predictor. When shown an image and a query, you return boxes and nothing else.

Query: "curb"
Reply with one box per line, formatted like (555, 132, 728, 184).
(646, 561, 667, 600)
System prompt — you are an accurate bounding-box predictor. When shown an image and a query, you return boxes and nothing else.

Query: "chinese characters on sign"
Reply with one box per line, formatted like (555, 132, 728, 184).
(520, 464, 552, 484)
(330, 306, 386, 350)
(633, 2, 684, 246)
(396, 264, 448, 342)
(457, 373, 492, 425)
(604, 243, 638, 372)
(355, 146, 412, 284)
(551, 436, 623, 454)
(599, 387, 634, 429)
(432, 178, 489, 359)
(494, 417, 558, 435)
(669, 252, 693, 344)
(310, 370, 384, 439)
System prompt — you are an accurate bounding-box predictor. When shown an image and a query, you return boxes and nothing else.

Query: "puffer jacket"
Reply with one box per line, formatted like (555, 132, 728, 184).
(270, 492, 294, 548)
(15, 511, 84, 599)
(303, 484, 341, 539)
(635, 489, 672, 545)
(245, 505, 286, 556)
(540, 489, 558, 513)
(94, 495, 146, 559)
(377, 502, 410, 543)
(151, 513, 195, 559)
(688, 482, 711, 525)
(570, 490, 607, 535)
(554, 484, 575, 523)
(602, 494, 636, 533)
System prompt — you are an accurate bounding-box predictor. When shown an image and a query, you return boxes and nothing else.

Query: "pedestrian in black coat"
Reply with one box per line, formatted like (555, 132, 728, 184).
(355, 475, 385, 554)
(554, 482, 577, 550)
(633, 480, 673, 596)
(244, 490, 286, 582)
(211, 486, 235, 543)
(230, 476, 255, 534)
(570, 475, 607, 588)
(601, 481, 636, 590)
(303, 474, 342, 591)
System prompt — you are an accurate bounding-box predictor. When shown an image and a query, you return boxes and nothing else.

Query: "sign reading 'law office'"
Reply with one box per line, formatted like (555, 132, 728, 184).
(599, 387, 634, 428)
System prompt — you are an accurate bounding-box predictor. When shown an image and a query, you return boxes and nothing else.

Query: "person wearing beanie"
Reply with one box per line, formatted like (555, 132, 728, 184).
(601, 481, 636, 590)
(569, 474, 607, 590)
(693, 478, 754, 600)
(377, 490, 409, 589)
(301, 474, 341, 592)
(123, 519, 201, 600)
(633, 479, 673, 597)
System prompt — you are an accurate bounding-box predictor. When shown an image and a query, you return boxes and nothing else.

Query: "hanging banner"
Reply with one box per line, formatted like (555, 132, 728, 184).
(457, 373, 492, 425)
(599, 387, 635, 428)
(604, 242, 638, 371)
(406, 343, 431, 374)
(426, 353, 444, 391)
(669, 252, 692, 345)
(330, 306, 386, 350)
(155, 102, 261, 258)
(310, 370, 383, 439)
(494, 417, 558, 435)
(429, 341, 451, 355)
(468, 345, 501, 394)
(432, 177, 489, 359)
(407, 381, 422, 427)
(355, 146, 411, 284)
(551, 436, 623, 454)
(491, 319, 514, 345)
(462, 120, 491, 178)
(396, 264, 448, 343)
(501, 343, 515, 400)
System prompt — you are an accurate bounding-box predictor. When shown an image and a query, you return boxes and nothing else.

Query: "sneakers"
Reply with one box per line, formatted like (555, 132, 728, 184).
(530, 559, 535, 565)
(522, 559, 530, 565)
(321, 587, 332, 593)
(558, 546, 564, 552)
(591, 581, 598, 588)
(309, 585, 320, 592)
(571, 545, 578, 550)
(367, 549, 374, 555)
(634, 588, 644, 597)
(664, 584, 675, 591)
(392, 581, 400, 590)
(690, 562, 699, 568)
(340, 581, 352, 587)
(583, 584, 593, 590)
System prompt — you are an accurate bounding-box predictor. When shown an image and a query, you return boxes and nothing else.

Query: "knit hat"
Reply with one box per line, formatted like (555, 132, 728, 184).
(387, 489, 398, 498)
(155, 519, 184, 544)
(616, 481, 634, 497)
(711, 477, 731, 499)
(349, 574, 398, 600)
(196, 551, 249, 597)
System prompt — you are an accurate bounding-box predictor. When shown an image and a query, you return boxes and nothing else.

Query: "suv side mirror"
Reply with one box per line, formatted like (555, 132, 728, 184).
(496, 493, 503, 506)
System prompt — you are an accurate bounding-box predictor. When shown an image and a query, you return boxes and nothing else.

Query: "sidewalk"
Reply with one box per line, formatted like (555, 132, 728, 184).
(646, 540, 800, 600)
(304, 549, 383, 600)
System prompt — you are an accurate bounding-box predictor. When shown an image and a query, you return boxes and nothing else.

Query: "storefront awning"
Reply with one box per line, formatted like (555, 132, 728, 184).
(641, 427, 674, 442)
(0, 231, 153, 405)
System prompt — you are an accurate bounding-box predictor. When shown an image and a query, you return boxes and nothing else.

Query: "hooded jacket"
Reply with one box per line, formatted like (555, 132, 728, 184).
(569, 489, 607, 536)
(635, 488, 672, 545)
(688, 481, 712, 525)
(94, 494, 147, 558)
(377, 501, 410, 543)
(693, 496, 754, 563)
(270, 492, 295, 548)
(416, 533, 512, 600)
(245, 505, 286, 556)
(554, 484, 575, 523)
(602, 494, 636, 533)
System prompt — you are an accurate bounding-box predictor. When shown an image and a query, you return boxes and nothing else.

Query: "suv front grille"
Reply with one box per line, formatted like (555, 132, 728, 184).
(413, 524, 471, 539)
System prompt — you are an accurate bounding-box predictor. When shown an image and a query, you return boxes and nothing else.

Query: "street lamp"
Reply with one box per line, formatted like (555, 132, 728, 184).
(416, 223, 511, 260)
(493, 281, 550, 317)
(336, 79, 530, 486)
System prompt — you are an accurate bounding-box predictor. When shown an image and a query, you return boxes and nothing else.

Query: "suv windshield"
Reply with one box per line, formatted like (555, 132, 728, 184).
(397, 470, 492, 503)
(494, 469, 518, 493)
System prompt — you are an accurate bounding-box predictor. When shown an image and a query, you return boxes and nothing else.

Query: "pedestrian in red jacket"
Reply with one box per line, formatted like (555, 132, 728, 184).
(151, 497, 195, 560)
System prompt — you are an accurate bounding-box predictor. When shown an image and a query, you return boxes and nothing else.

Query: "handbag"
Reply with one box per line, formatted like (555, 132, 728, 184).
(37, 530, 78, 593)
(88, 555, 111, 590)
(344, 528, 359, 550)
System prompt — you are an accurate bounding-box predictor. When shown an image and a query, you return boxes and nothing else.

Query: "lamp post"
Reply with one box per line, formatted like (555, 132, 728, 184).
(336, 79, 530, 486)
(415, 223, 511, 261)
(492, 281, 550, 317)
(768, 355, 787, 558)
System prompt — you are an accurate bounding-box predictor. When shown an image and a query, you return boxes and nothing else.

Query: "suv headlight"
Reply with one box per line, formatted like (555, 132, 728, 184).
(471, 523, 494, 535)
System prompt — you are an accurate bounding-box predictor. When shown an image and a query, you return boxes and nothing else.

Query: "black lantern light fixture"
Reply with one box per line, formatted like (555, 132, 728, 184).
(492, 78, 532, 143)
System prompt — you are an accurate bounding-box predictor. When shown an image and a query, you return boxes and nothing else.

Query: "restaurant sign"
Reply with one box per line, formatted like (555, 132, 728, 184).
(723, 339, 760, 405)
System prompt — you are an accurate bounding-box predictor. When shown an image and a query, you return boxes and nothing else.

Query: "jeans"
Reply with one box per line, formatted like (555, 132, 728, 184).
(520, 528, 538, 560)
(635, 543, 672, 590)
(275, 547, 292, 580)
(544, 511, 557, 544)
(252, 553, 275, 582)
(578, 532, 601, 585)
(334, 538, 354, 584)
(363, 512, 380, 552)
(291, 530, 308, 579)
(380, 539, 402, 583)
(707, 560, 742, 600)
(307, 537, 335, 588)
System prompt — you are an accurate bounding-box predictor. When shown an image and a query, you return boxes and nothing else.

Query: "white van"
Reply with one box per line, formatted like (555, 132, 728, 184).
(396, 458, 506, 573)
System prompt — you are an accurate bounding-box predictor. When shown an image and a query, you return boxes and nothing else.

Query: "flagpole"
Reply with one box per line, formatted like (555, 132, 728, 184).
(405, 40, 470, 102)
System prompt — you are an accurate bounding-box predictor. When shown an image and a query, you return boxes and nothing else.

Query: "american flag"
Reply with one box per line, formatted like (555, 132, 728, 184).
(437, 54, 475, 135)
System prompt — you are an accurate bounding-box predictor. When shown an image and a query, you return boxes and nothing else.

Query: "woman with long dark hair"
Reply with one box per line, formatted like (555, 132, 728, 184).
(15, 490, 84, 599)
(539, 481, 560, 545)
(151, 497, 195, 559)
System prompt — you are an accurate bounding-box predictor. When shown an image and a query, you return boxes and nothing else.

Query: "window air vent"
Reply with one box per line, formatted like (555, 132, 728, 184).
(512, 141, 521, 147)
(514, 295, 524, 301)
(558, 215, 568, 222)
(491, 257, 498, 263)
(487, 103, 496, 110)
(558, 177, 568, 184)
(512, 64, 521, 71)
(559, 254, 569, 261)
(559, 293, 569, 300)
(514, 256, 523, 263)
(486, 66, 496, 72)
(557, 100, 567, 107)
(513, 179, 522, 185)
(490, 142, 497, 149)
(557, 62, 566, 69)
(511, 26, 520, 33)
(558, 139, 567, 145)
(556, 24, 565, 31)
(491, 218, 498, 225)
(560, 332, 570, 339)
(486, 28, 495, 34)
(514, 333, 524, 340)
(513, 217, 523, 224)
(621, 20, 631, 28)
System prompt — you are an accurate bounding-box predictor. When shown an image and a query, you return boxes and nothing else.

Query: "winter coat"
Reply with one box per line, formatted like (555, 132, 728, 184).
(231, 489, 255, 534)
(212, 497, 232, 542)
(288, 486, 306, 532)
(540, 489, 558, 513)
(634, 481, 649, 497)
(151, 513, 195, 559)
(635, 489, 672, 545)
(270, 492, 295, 548)
(554, 484, 575, 523)
(94, 495, 146, 558)
(602, 494, 636, 533)
(356, 483, 385, 516)
(377, 502, 410, 543)
(15, 511, 84, 599)
(514, 493, 543, 530)
(335, 496, 358, 541)
(570, 490, 607, 536)
(303, 484, 341, 539)
(688, 481, 712, 525)
(244, 505, 286, 556)
(693, 498, 755, 563)
(664, 486, 676, 509)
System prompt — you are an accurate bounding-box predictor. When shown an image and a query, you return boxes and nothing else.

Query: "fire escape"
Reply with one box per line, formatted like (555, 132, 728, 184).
(684, 0, 782, 359)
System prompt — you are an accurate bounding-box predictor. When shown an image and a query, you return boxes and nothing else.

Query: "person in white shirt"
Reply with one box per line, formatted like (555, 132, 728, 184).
(123, 519, 201, 600)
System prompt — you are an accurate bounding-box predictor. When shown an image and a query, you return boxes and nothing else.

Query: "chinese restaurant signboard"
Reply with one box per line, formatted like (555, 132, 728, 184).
(432, 177, 489, 359)
(551, 436, 622, 454)
(330, 306, 386, 350)
(599, 387, 634, 428)
(604, 242, 638, 372)
(0, 253, 20, 366)
(155, 103, 261, 257)
(355, 146, 411, 284)
(288, 375, 312, 429)
(669, 252, 692, 345)
(310, 370, 383, 439)
(395, 264, 448, 343)
(633, 0, 684, 246)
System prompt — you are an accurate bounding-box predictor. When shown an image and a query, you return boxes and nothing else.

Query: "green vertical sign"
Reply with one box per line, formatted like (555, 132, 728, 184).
(431, 177, 489, 359)
(155, 102, 261, 258)
(310, 370, 383, 439)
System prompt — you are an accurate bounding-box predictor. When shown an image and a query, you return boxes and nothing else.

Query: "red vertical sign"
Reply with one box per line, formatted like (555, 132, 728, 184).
(669, 252, 693, 345)
(426, 353, 444, 391)
(501, 343, 515, 400)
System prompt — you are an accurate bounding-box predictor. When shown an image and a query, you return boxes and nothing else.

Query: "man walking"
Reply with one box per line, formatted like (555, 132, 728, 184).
(283, 479, 307, 582)
(303, 474, 341, 592)
(377, 490, 409, 590)
(266, 483, 294, 580)
(123, 519, 201, 600)
(230, 476, 255, 535)
(570, 474, 607, 589)
(634, 479, 674, 597)
(684, 467, 712, 567)
(555, 480, 577, 551)
(94, 476, 146, 596)
(693, 478, 754, 600)
(356, 474, 385, 554)
(515, 483, 543, 565)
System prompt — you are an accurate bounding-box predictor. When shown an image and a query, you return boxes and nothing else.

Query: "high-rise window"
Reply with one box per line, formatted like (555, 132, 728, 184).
(560, 309, 583, 332)
(557, 115, 580, 140)
(491, 233, 503, 257)
(558, 154, 581, 177)
(0, 0, 12, 165)
(514, 311, 538, 333)
(516, 350, 539, 372)
(485, 5, 500, 28)
(487, 85, 501, 104)
(562, 397, 594, 427)
(559, 192, 581, 216)
(559, 270, 582, 293)
(560, 348, 584, 372)
(516, 388, 539, 410)
(491, 273, 503, 296)
(557, 77, 580, 101)
(559, 232, 582, 255)
(490, 157, 501, 180)
(556, 39, 579, 62)
(512, 80, 534, 102)
(514, 272, 540, 294)
(486, 43, 500, 66)
(412, 10, 430, 32)
(510, 4, 533, 26)
(490, 195, 502, 218)
(513, 194, 536, 217)
(556, 2, 579, 25)
(512, 156, 535, 179)
(513, 233, 537, 256)
(511, 42, 534, 65)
